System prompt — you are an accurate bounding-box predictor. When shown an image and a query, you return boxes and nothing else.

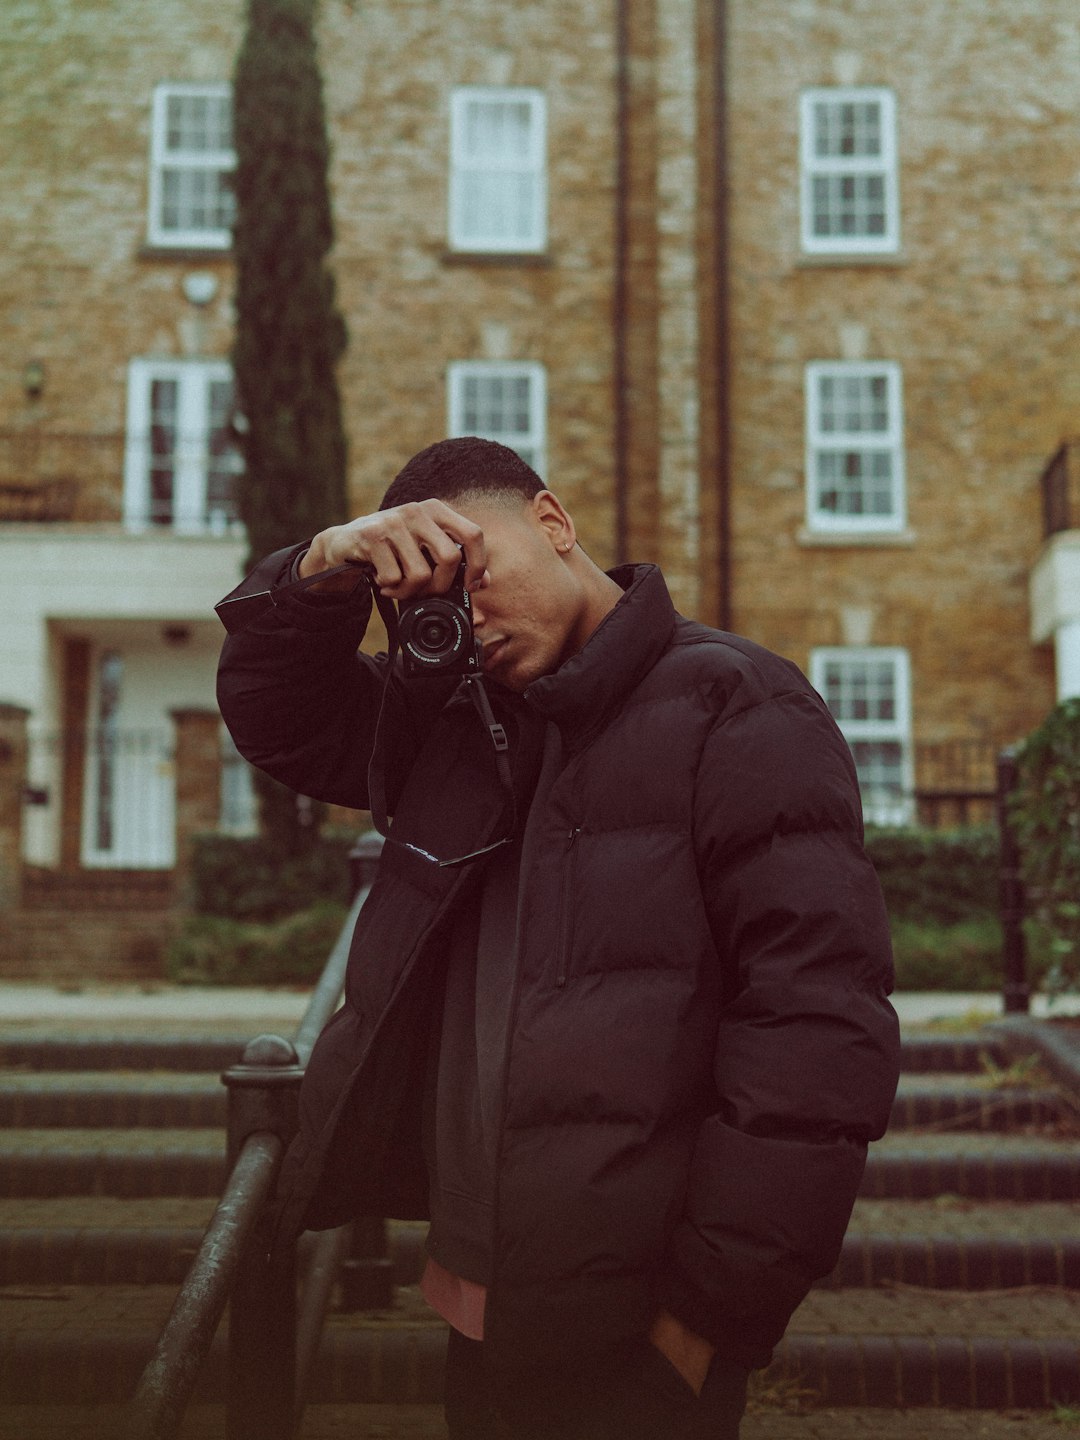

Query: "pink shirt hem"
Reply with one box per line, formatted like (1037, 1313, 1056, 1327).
(421, 1256, 488, 1342)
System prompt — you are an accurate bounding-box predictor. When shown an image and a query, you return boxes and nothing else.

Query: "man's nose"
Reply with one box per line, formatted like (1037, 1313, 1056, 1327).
(470, 597, 486, 628)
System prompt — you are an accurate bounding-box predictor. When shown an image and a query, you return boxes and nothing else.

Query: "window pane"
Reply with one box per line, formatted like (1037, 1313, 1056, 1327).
(810, 171, 890, 241)
(94, 652, 124, 852)
(160, 166, 235, 235)
(850, 739, 904, 799)
(166, 91, 232, 154)
(453, 368, 538, 464)
(817, 372, 890, 436)
(206, 379, 241, 524)
(820, 658, 898, 724)
(464, 99, 533, 162)
(149, 379, 178, 525)
(813, 98, 883, 159)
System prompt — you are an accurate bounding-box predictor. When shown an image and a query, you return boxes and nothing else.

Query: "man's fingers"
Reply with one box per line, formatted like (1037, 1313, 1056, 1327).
(424, 503, 486, 591)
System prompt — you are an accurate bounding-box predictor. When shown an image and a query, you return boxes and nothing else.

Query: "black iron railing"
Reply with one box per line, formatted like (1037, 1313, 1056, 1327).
(1041, 438, 1080, 540)
(126, 834, 383, 1440)
(995, 747, 1030, 1015)
(911, 737, 1002, 830)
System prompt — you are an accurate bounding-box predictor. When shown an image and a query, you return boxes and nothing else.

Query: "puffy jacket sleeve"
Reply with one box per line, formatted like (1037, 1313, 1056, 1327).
(216, 543, 455, 812)
(656, 687, 900, 1371)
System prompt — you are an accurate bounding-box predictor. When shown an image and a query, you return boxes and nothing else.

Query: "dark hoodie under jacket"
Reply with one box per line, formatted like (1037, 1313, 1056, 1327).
(216, 545, 901, 1377)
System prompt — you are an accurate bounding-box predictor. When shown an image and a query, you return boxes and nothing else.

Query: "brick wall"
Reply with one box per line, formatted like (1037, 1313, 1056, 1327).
(724, 0, 1073, 741)
(3, 0, 1076, 773)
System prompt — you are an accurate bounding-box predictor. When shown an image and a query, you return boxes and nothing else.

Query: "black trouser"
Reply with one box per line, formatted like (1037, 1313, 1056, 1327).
(444, 1326, 748, 1440)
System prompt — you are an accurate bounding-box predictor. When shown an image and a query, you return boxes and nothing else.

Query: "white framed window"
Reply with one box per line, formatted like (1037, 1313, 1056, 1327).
(124, 359, 243, 533)
(800, 88, 899, 255)
(447, 361, 547, 476)
(805, 361, 905, 533)
(811, 647, 914, 826)
(220, 728, 258, 837)
(449, 87, 547, 253)
(148, 83, 235, 249)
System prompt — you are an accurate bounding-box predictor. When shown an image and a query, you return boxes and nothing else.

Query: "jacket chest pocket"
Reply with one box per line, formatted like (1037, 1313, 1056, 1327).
(553, 825, 582, 988)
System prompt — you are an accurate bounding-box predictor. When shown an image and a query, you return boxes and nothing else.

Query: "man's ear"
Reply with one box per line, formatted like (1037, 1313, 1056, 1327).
(532, 489, 576, 553)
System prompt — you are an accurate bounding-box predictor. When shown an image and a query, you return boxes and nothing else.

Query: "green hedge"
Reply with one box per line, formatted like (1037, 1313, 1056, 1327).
(183, 827, 1011, 989)
(864, 826, 998, 926)
(166, 899, 349, 985)
(187, 833, 355, 922)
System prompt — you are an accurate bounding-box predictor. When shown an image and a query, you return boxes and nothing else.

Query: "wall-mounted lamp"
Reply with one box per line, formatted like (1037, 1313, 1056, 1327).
(23, 359, 45, 399)
(182, 272, 219, 307)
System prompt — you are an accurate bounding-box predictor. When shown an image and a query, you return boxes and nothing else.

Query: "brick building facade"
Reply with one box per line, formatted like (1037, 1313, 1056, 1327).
(2, 0, 1078, 970)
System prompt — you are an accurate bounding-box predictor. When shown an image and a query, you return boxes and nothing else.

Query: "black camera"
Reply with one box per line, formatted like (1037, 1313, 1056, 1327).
(398, 561, 482, 678)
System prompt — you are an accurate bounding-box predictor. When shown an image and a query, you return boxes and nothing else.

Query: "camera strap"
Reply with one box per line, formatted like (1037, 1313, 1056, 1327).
(366, 592, 518, 870)
(218, 559, 518, 868)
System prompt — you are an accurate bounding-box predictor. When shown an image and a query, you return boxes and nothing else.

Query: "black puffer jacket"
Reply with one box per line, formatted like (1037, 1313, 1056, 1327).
(216, 547, 900, 1374)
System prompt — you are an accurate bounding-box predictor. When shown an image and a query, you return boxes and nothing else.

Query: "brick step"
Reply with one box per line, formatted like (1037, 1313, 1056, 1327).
(898, 1034, 1005, 1074)
(861, 1132, 1080, 1200)
(3, 1407, 1075, 1440)
(0, 1072, 1064, 1134)
(0, 1035, 249, 1072)
(0, 1073, 226, 1128)
(7, 1214, 1080, 1293)
(888, 1079, 1065, 1131)
(0, 1028, 1015, 1073)
(4, 1288, 1080, 1408)
(0, 1130, 225, 1198)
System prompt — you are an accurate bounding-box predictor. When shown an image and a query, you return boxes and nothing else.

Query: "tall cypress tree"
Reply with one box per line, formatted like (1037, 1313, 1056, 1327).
(232, 0, 348, 568)
(231, 0, 349, 852)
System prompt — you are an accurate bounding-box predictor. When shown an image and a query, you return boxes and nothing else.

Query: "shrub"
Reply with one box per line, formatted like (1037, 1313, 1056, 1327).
(187, 832, 354, 922)
(889, 916, 1002, 991)
(864, 826, 998, 927)
(166, 899, 349, 986)
(1011, 698, 1080, 994)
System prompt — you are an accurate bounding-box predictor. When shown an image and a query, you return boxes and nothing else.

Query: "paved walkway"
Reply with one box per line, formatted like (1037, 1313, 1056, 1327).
(3, 984, 1080, 1031)
(3, 1402, 1079, 1438)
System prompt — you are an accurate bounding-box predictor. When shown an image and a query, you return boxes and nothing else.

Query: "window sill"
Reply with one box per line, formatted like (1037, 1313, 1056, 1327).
(797, 526, 916, 548)
(441, 250, 553, 268)
(138, 244, 233, 262)
(796, 251, 906, 268)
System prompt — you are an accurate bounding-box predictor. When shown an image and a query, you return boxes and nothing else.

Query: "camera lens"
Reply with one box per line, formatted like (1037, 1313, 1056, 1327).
(399, 596, 470, 670)
(418, 616, 452, 652)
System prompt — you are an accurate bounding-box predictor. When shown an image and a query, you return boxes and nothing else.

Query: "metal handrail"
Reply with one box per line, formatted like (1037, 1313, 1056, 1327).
(126, 844, 378, 1440)
(125, 1131, 284, 1439)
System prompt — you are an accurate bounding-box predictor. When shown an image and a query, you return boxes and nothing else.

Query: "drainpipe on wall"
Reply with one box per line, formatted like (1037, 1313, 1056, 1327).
(712, 0, 732, 629)
(613, 0, 631, 566)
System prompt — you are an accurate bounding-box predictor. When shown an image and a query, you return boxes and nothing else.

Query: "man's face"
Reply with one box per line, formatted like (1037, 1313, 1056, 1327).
(450, 491, 588, 693)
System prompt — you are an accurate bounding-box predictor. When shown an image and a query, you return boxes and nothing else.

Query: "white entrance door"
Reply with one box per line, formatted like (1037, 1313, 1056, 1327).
(81, 649, 176, 869)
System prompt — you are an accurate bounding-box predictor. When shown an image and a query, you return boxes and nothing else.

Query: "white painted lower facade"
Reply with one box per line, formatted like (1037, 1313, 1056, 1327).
(1030, 530, 1080, 701)
(0, 526, 249, 868)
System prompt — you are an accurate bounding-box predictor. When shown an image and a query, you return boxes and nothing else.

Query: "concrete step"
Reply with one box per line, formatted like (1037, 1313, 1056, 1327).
(862, 1131, 1080, 1200)
(7, 1199, 1080, 1291)
(889, 1077, 1066, 1131)
(4, 1285, 1080, 1408)
(898, 1034, 1005, 1074)
(4, 1406, 1078, 1440)
(0, 1073, 226, 1128)
(0, 1035, 249, 1073)
(17, 1127, 1075, 1204)
(0, 1130, 225, 1198)
(2, 1069, 1066, 1134)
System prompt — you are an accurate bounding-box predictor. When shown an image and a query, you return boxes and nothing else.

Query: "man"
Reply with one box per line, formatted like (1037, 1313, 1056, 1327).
(217, 436, 900, 1440)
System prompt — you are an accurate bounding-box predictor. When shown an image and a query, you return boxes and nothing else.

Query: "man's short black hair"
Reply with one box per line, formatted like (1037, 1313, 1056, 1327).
(380, 436, 544, 510)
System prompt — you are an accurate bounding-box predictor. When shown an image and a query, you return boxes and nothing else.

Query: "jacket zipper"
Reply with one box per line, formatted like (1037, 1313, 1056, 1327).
(554, 826, 582, 988)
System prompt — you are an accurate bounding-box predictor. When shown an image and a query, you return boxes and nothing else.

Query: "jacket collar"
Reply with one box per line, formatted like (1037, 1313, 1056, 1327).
(522, 564, 678, 749)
